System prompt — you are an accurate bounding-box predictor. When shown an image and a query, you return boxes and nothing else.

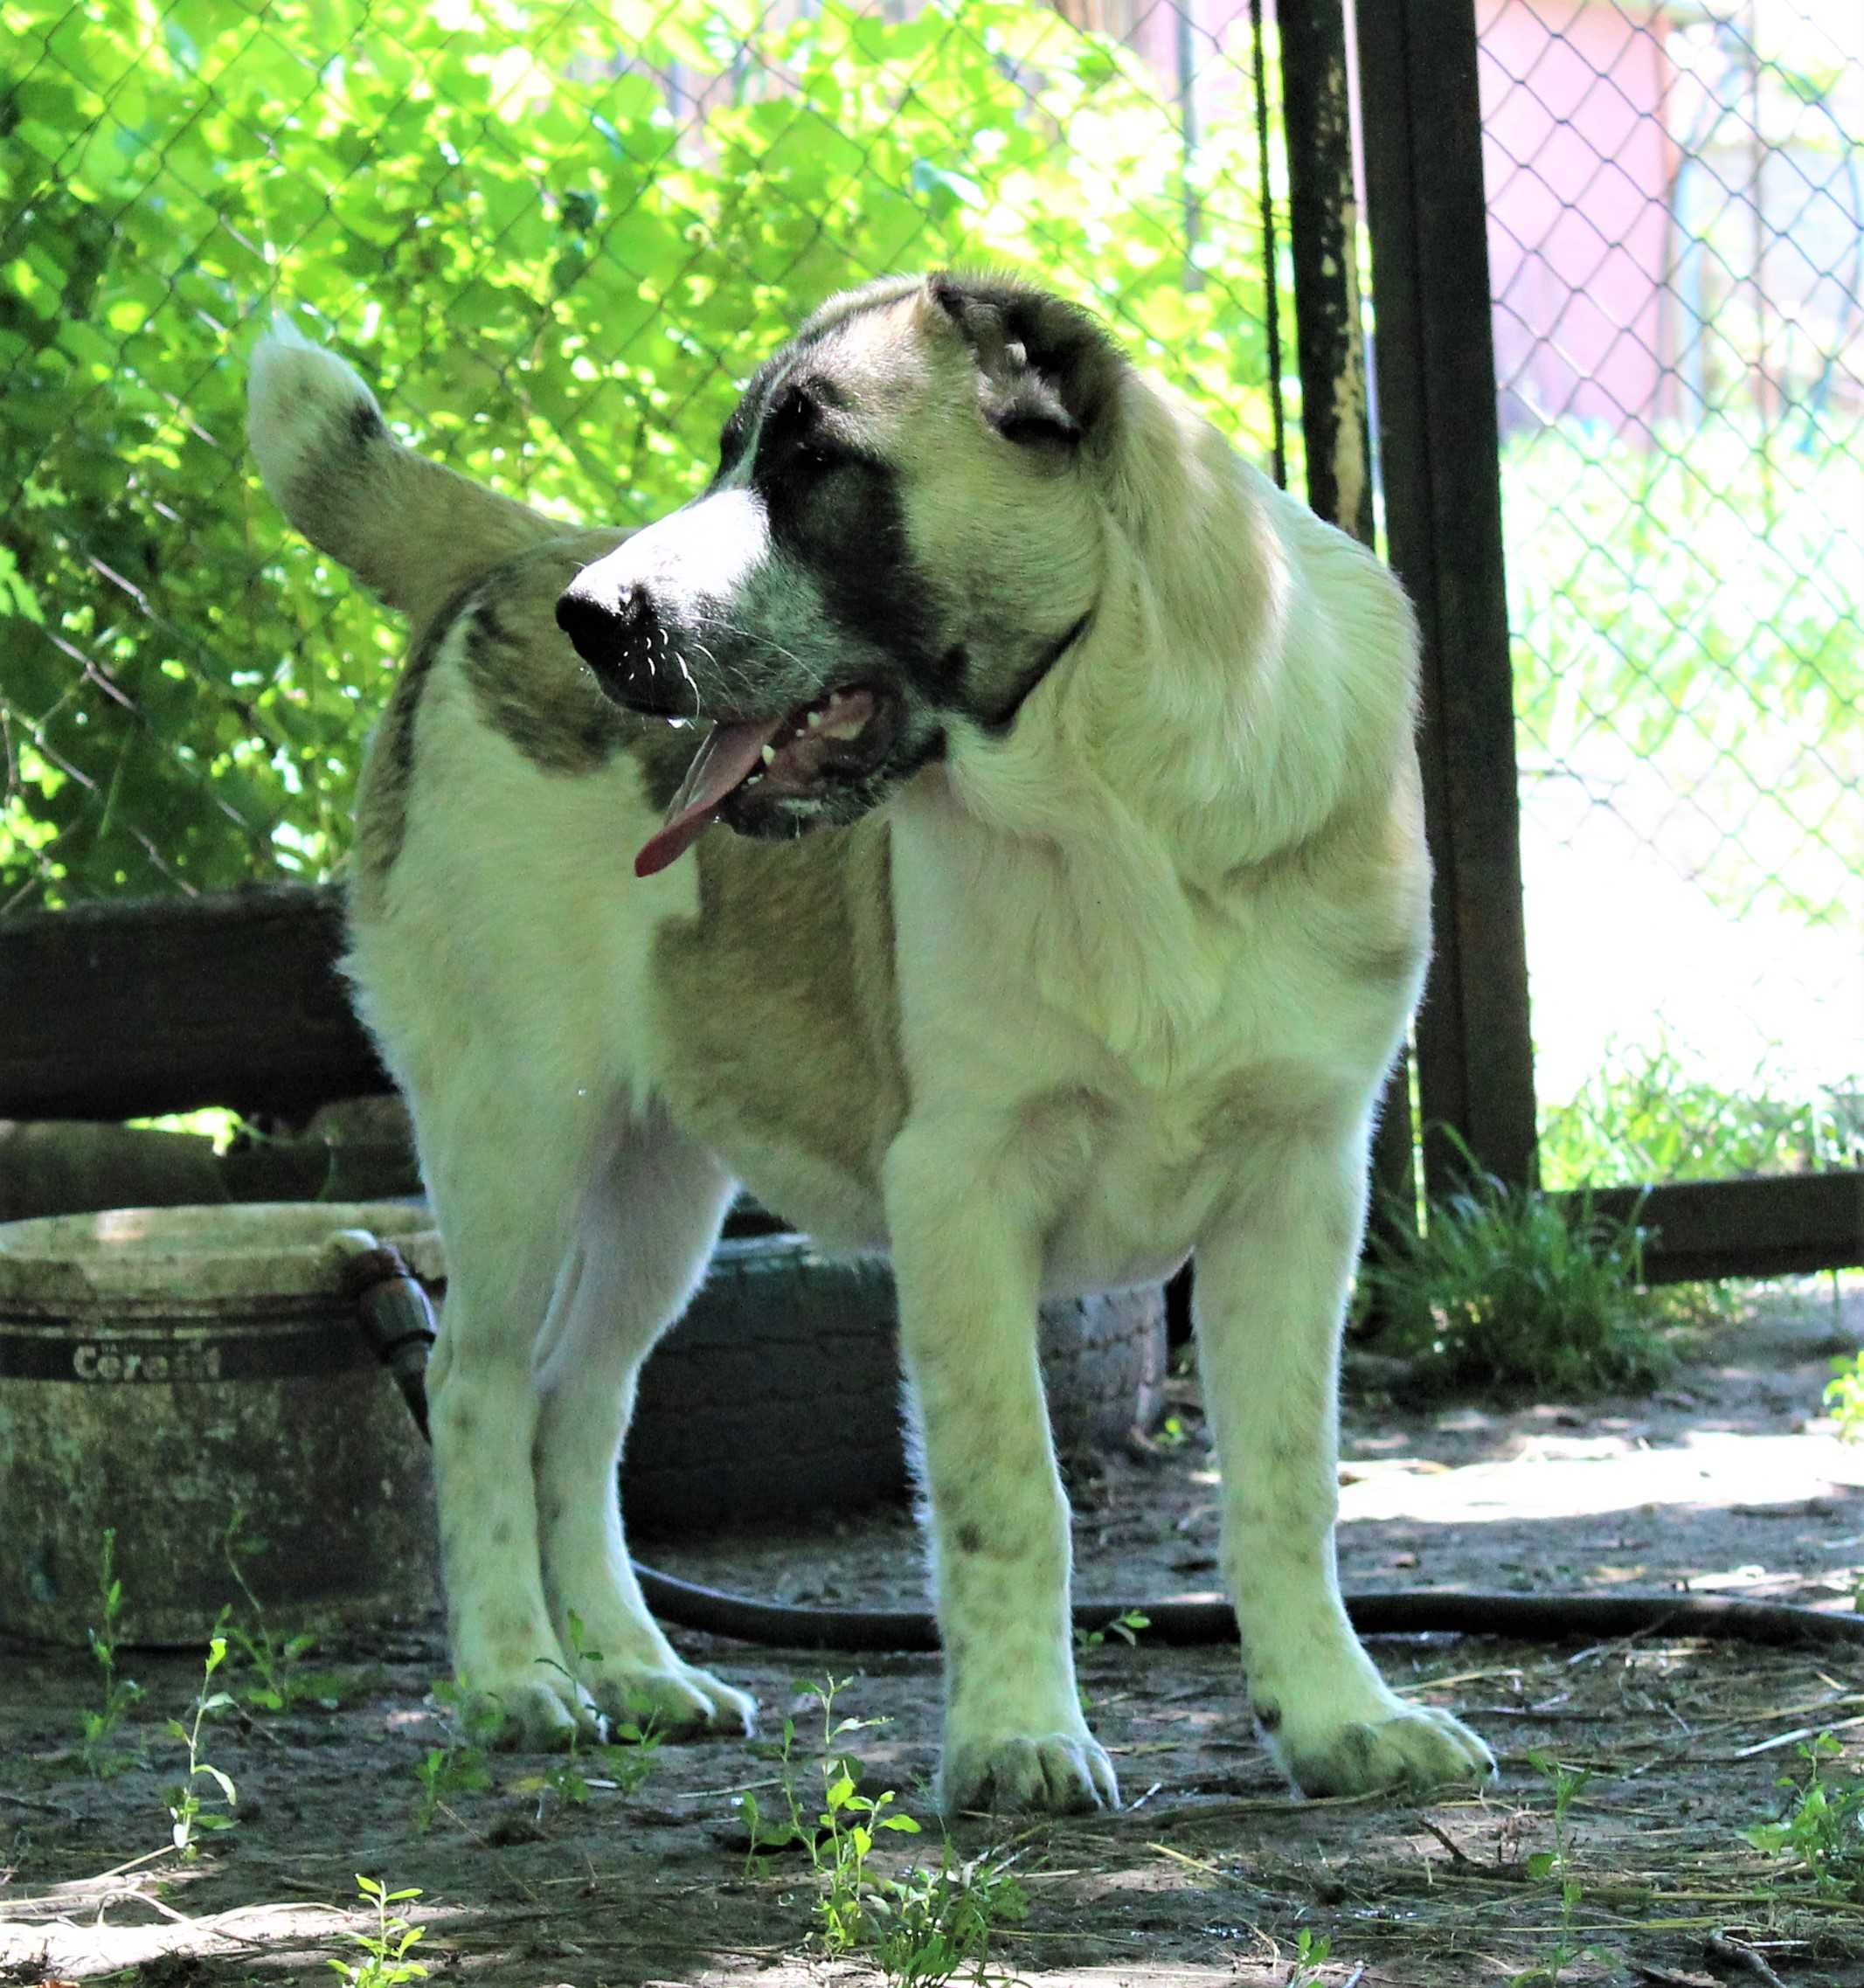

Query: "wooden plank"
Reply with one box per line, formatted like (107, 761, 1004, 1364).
(1355, 0, 1539, 1195)
(1579, 1174, 1864, 1285)
(0, 884, 389, 1123)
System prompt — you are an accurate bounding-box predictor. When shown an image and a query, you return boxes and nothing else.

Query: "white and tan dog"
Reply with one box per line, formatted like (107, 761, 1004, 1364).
(248, 273, 1494, 1814)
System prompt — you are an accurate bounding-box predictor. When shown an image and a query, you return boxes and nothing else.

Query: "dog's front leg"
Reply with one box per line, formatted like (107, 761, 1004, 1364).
(884, 1129, 1118, 1817)
(1194, 1127, 1495, 1797)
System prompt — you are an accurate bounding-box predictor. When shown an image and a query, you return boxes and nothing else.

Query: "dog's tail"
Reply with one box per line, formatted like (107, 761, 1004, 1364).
(247, 315, 560, 626)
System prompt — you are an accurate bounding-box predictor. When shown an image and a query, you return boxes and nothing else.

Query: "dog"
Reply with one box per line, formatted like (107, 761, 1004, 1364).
(247, 272, 1494, 1814)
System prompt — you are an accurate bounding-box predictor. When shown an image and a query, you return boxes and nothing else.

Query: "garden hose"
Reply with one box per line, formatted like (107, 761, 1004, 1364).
(332, 1233, 1864, 1656)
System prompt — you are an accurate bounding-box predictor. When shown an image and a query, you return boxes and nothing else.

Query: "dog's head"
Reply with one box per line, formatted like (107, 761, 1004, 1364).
(556, 273, 1126, 874)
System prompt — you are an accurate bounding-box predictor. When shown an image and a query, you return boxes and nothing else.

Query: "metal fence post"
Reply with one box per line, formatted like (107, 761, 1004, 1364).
(1354, 0, 1538, 1197)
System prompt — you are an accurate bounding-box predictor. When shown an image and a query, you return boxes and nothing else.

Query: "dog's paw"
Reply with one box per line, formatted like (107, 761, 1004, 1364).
(1272, 1698, 1495, 1798)
(586, 1660, 756, 1738)
(939, 1730, 1120, 1816)
(453, 1673, 604, 1752)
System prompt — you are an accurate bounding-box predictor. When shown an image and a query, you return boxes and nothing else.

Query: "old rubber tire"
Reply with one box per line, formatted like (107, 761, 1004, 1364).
(621, 1234, 1166, 1535)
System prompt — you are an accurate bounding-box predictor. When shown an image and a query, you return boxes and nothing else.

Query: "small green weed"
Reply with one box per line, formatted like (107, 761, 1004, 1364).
(870, 1842, 1029, 1988)
(1289, 1929, 1334, 1986)
(528, 1612, 662, 1815)
(221, 1509, 350, 1712)
(410, 1682, 498, 1835)
(329, 1874, 428, 1988)
(1363, 1133, 1670, 1399)
(80, 1527, 144, 1777)
(738, 1678, 922, 1950)
(1743, 1731, 1864, 1897)
(1074, 1608, 1149, 1714)
(1075, 1608, 1149, 1656)
(1510, 1751, 1597, 1986)
(164, 1619, 238, 1856)
(736, 1678, 1025, 1984)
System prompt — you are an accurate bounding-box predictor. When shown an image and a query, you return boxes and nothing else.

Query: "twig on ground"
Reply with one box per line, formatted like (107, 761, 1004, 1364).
(1417, 1818, 1479, 1869)
(1706, 1931, 1790, 1987)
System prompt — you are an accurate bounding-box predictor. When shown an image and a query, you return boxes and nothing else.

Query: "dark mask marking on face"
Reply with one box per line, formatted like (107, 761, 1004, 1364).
(757, 412, 953, 706)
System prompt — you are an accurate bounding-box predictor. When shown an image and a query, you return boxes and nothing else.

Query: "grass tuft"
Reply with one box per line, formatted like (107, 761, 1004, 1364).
(1363, 1135, 1672, 1399)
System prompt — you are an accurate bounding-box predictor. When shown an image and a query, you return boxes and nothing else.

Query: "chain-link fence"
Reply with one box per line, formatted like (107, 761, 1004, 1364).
(5, 0, 1861, 1225)
(1476, 0, 1862, 1190)
(0, 0, 1294, 913)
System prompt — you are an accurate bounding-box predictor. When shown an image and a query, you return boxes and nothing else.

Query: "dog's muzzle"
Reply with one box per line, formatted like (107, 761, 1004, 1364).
(556, 578, 685, 716)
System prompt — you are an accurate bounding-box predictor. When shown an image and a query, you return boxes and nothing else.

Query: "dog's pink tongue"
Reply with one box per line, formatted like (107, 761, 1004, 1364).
(634, 717, 787, 878)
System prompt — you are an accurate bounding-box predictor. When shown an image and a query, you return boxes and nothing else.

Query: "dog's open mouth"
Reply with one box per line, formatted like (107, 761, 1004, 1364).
(635, 686, 900, 877)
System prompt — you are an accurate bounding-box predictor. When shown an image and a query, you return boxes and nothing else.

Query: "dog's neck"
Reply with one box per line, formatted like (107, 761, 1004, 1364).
(960, 382, 1413, 862)
(921, 382, 1420, 1065)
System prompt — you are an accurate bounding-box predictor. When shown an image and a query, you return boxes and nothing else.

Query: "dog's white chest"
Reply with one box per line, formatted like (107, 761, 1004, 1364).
(888, 805, 1398, 1297)
(1034, 1088, 1225, 1293)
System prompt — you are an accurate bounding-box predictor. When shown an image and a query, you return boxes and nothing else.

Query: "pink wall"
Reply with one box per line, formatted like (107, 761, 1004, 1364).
(1478, 3, 1678, 440)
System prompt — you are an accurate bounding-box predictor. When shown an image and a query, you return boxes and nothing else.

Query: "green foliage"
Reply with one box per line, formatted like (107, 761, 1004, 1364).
(869, 1843, 1029, 1988)
(80, 1526, 144, 1777)
(1502, 423, 1862, 930)
(1074, 1607, 1149, 1655)
(1288, 1929, 1334, 1987)
(329, 1875, 429, 1988)
(0, 0, 1284, 904)
(1540, 1043, 1861, 1190)
(164, 1619, 238, 1855)
(1365, 1135, 1671, 1399)
(1743, 1732, 1864, 1898)
(1826, 1353, 1864, 1442)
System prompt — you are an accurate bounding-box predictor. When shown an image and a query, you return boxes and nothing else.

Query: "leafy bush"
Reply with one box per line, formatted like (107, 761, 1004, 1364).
(1540, 1043, 1862, 1189)
(0, 0, 1285, 904)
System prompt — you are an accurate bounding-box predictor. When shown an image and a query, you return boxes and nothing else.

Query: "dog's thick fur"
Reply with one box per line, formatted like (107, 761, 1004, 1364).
(247, 277, 1493, 1813)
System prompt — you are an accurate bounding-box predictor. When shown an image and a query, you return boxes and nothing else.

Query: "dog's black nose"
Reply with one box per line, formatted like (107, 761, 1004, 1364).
(555, 580, 648, 666)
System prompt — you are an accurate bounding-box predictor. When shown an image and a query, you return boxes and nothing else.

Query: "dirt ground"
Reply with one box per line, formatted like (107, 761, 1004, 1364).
(6, 1282, 1864, 1988)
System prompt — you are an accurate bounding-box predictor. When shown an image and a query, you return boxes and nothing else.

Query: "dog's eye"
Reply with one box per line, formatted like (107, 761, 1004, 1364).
(758, 385, 865, 482)
(768, 383, 817, 437)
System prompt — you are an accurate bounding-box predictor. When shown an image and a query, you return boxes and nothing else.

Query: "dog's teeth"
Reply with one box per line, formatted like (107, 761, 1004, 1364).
(760, 745, 777, 765)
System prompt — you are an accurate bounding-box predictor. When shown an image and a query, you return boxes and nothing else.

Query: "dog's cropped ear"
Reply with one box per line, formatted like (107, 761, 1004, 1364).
(926, 273, 1124, 451)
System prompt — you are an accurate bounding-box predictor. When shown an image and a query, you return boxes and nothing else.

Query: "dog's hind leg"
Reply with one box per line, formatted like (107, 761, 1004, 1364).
(1194, 1125, 1496, 1797)
(530, 1118, 754, 1736)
